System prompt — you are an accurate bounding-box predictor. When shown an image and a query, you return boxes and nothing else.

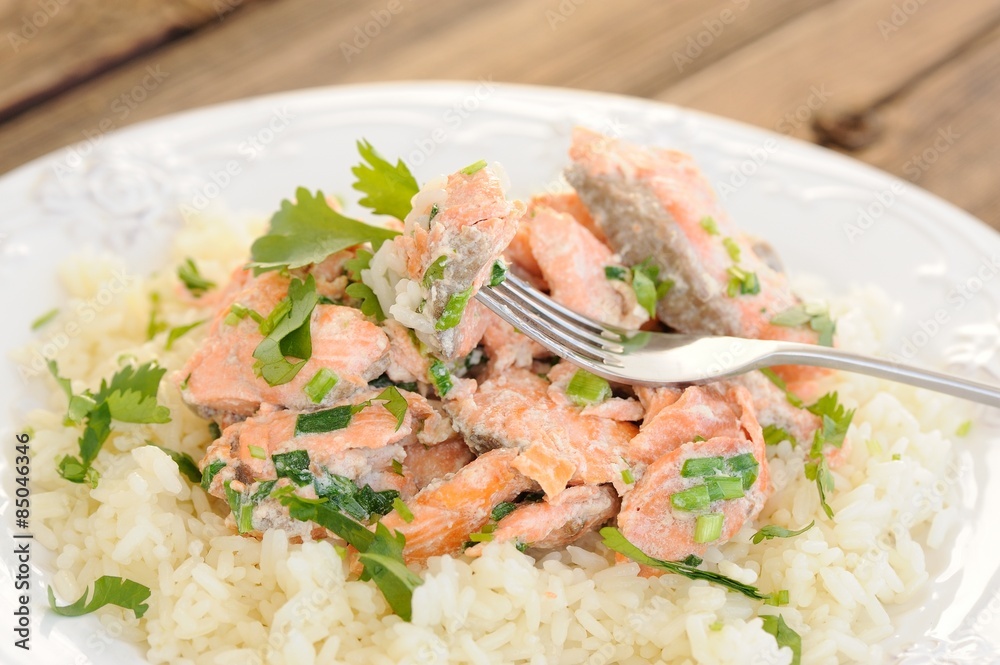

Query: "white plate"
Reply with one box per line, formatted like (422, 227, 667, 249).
(1, 82, 999, 664)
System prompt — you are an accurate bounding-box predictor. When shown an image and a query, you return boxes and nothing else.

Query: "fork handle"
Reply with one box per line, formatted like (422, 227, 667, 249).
(768, 343, 1000, 408)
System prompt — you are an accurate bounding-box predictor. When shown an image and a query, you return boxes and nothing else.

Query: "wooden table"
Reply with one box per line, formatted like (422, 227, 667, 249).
(2, 0, 999, 229)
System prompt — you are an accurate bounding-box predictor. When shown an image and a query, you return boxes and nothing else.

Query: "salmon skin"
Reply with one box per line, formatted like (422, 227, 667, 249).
(566, 127, 828, 384)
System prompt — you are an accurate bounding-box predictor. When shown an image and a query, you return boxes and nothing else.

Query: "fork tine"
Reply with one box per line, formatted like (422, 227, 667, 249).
(491, 284, 625, 353)
(497, 277, 627, 352)
(504, 275, 621, 336)
(476, 288, 619, 370)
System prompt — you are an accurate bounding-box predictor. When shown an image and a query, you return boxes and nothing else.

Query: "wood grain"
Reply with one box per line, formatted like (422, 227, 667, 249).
(0, 0, 255, 122)
(0, 0, 827, 176)
(857, 22, 1000, 228)
(658, 0, 1000, 143)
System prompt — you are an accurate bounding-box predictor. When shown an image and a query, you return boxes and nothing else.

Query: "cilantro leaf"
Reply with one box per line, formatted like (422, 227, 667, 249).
(94, 361, 171, 423)
(751, 521, 815, 544)
(771, 304, 836, 347)
(252, 275, 318, 386)
(57, 401, 111, 487)
(600, 527, 771, 600)
(374, 386, 408, 431)
(47, 575, 151, 619)
(759, 368, 804, 408)
(274, 488, 423, 620)
(177, 258, 216, 297)
(804, 457, 835, 518)
(762, 424, 796, 447)
(345, 282, 385, 321)
(351, 140, 420, 221)
(147, 444, 202, 484)
(250, 187, 400, 273)
(760, 614, 802, 665)
(165, 319, 206, 351)
(344, 249, 373, 283)
(806, 392, 854, 453)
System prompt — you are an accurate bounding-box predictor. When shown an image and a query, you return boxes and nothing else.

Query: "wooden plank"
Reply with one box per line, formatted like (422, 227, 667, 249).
(657, 0, 1000, 145)
(0, 0, 828, 175)
(0, 0, 252, 122)
(857, 23, 1000, 228)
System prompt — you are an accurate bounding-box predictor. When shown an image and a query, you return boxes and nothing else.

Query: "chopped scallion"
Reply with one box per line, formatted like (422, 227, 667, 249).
(722, 237, 741, 262)
(422, 255, 448, 287)
(435, 286, 473, 331)
(670, 484, 711, 512)
(694, 513, 724, 543)
(489, 260, 507, 287)
(459, 160, 488, 175)
(680, 456, 724, 478)
(248, 445, 266, 460)
(392, 497, 414, 523)
(304, 368, 339, 404)
(565, 369, 612, 406)
(705, 476, 744, 501)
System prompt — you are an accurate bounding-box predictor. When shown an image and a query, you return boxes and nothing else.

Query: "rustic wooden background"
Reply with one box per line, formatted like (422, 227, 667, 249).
(2, 0, 998, 229)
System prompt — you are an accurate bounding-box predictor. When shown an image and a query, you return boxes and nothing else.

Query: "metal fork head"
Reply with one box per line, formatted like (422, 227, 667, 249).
(476, 274, 751, 387)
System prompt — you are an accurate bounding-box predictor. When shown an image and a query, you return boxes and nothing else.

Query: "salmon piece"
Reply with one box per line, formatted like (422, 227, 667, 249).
(530, 191, 607, 244)
(504, 217, 544, 285)
(627, 384, 758, 467)
(382, 319, 430, 385)
(528, 205, 647, 329)
(201, 388, 448, 538)
(722, 372, 820, 448)
(444, 368, 638, 498)
(401, 438, 475, 491)
(546, 362, 644, 422)
(174, 270, 390, 423)
(466, 484, 619, 557)
(480, 310, 549, 372)
(617, 431, 771, 566)
(566, 127, 826, 383)
(379, 449, 536, 564)
(367, 164, 524, 359)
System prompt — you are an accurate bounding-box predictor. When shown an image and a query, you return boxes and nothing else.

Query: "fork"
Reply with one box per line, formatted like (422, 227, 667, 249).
(475, 274, 1000, 408)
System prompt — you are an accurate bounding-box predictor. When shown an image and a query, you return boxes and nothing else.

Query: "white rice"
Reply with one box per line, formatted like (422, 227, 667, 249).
(19, 217, 974, 664)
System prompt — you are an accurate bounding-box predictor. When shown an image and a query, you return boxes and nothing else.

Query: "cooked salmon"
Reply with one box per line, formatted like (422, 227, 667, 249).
(175, 270, 389, 423)
(466, 484, 619, 557)
(528, 205, 647, 329)
(566, 127, 826, 383)
(444, 368, 637, 498)
(617, 430, 771, 566)
(627, 383, 758, 467)
(379, 449, 536, 564)
(385, 164, 524, 359)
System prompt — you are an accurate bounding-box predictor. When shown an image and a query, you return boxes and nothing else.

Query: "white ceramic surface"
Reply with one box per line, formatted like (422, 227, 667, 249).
(1, 82, 999, 664)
